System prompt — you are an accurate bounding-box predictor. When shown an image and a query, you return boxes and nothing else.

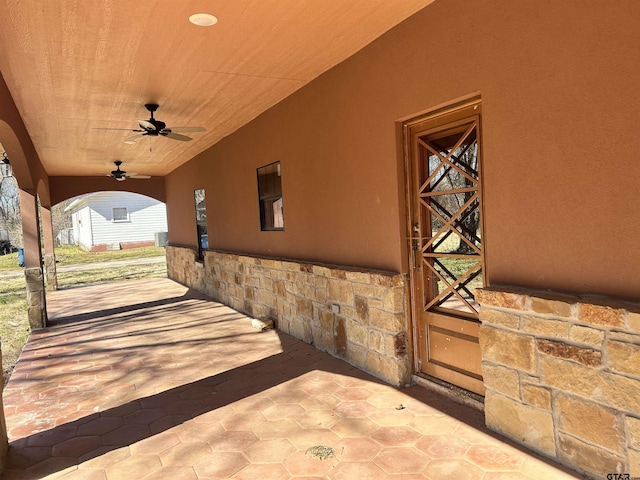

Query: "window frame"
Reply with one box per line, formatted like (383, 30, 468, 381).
(112, 207, 129, 223)
(194, 188, 207, 261)
(257, 161, 284, 231)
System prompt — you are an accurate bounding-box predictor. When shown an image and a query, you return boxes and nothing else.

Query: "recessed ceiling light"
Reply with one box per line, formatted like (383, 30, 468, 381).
(189, 13, 218, 27)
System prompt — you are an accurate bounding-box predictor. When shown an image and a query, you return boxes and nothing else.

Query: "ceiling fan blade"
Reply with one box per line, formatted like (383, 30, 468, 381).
(163, 132, 192, 141)
(138, 120, 156, 131)
(167, 126, 206, 133)
(124, 133, 145, 144)
(92, 127, 137, 131)
(129, 175, 151, 179)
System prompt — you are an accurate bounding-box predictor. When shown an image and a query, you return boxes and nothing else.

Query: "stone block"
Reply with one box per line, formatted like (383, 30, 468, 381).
(479, 325, 536, 373)
(476, 289, 526, 310)
(481, 362, 520, 399)
(540, 356, 640, 413)
(335, 316, 347, 357)
(366, 351, 382, 377)
(296, 298, 313, 318)
(631, 450, 640, 477)
(345, 320, 368, 347)
(626, 416, 640, 450)
(557, 433, 624, 479)
(258, 288, 276, 306)
(369, 309, 405, 334)
(607, 340, 640, 377)
(261, 259, 282, 269)
(478, 309, 520, 329)
(340, 305, 356, 320)
(327, 279, 354, 304)
(485, 391, 555, 457)
(368, 330, 384, 353)
(393, 332, 408, 358)
(273, 280, 286, 297)
(347, 344, 366, 369)
(299, 263, 313, 274)
(370, 273, 392, 287)
(345, 271, 370, 283)
(312, 265, 331, 277)
(330, 268, 347, 280)
(530, 296, 573, 317)
(28, 307, 46, 329)
(290, 318, 312, 344)
(262, 277, 274, 291)
(355, 296, 369, 322)
(569, 325, 605, 348)
(353, 283, 376, 298)
(313, 330, 335, 355)
(579, 303, 625, 328)
(320, 311, 334, 332)
(521, 384, 551, 409)
(536, 339, 601, 367)
(629, 312, 640, 333)
(382, 287, 405, 313)
(555, 393, 624, 453)
(522, 317, 569, 338)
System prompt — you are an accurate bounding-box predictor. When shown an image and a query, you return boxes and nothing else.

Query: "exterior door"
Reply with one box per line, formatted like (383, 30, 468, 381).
(405, 100, 485, 395)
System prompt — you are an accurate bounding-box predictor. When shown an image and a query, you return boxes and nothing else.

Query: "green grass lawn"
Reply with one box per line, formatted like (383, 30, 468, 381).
(0, 245, 167, 383)
(0, 245, 165, 271)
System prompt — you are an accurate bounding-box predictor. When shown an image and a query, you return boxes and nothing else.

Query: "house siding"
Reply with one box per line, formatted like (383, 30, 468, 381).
(70, 192, 167, 249)
(88, 192, 167, 246)
(72, 207, 93, 248)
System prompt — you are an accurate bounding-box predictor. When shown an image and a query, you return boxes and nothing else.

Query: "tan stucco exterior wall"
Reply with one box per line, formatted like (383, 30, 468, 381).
(165, 1, 640, 301)
(162, 2, 640, 476)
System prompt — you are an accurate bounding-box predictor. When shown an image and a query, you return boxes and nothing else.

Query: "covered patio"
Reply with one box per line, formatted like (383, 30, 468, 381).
(1, 278, 582, 479)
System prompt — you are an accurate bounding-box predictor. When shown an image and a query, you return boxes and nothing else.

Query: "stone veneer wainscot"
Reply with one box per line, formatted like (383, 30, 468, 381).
(477, 287, 640, 479)
(166, 245, 411, 386)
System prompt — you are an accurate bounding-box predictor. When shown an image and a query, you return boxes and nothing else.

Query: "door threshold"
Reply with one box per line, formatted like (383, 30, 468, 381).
(412, 374, 484, 412)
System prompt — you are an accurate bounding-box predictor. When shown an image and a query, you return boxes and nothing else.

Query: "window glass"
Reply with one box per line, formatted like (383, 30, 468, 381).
(257, 162, 283, 231)
(194, 188, 207, 259)
(112, 207, 128, 222)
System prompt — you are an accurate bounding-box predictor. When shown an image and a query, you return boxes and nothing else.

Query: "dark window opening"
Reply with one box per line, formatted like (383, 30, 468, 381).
(257, 162, 283, 231)
(194, 188, 207, 260)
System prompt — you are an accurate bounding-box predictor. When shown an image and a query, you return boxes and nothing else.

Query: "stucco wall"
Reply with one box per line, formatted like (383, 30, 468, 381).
(165, 0, 640, 301)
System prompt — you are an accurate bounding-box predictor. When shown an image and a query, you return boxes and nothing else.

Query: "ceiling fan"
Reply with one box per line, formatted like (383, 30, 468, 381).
(95, 103, 206, 145)
(109, 161, 151, 182)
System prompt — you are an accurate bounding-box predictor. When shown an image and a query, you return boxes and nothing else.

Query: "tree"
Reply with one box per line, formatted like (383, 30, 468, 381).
(51, 199, 73, 244)
(0, 174, 22, 248)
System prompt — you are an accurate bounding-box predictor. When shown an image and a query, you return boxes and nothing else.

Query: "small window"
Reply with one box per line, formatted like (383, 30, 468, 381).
(194, 188, 207, 260)
(112, 207, 129, 222)
(257, 162, 283, 231)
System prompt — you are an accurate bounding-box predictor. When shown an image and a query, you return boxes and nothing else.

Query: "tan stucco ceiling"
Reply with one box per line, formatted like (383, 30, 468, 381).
(0, 1, 433, 178)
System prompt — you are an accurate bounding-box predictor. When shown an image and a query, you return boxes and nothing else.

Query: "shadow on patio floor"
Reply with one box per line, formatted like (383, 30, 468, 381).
(2, 278, 585, 479)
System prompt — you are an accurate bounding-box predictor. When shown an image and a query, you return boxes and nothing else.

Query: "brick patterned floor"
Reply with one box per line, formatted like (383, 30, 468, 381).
(1, 278, 585, 479)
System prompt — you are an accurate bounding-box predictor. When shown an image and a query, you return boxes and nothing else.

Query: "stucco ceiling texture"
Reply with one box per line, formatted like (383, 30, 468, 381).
(0, 0, 433, 178)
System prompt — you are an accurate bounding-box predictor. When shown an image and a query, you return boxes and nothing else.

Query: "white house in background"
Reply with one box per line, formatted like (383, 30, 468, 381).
(65, 191, 167, 251)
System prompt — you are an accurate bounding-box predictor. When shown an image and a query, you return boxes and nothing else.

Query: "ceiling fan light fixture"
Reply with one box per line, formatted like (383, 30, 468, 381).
(189, 13, 218, 27)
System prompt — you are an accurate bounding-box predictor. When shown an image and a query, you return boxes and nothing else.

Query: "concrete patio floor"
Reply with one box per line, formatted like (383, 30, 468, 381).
(1, 278, 586, 479)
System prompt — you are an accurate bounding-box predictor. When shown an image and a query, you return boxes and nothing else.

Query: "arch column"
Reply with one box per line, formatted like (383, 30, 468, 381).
(41, 206, 58, 291)
(19, 189, 47, 329)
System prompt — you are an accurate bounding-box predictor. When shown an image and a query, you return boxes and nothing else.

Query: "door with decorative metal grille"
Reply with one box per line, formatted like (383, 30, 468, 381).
(405, 101, 485, 395)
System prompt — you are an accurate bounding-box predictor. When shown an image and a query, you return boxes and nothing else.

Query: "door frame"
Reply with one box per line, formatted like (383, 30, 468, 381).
(402, 97, 489, 392)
